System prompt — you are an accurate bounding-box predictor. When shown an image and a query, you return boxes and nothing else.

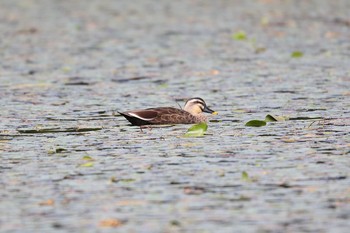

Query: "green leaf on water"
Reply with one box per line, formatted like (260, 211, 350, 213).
(245, 120, 266, 127)
(184, 123, 208, 137)
(157, 83, 169, 89)
(80, 162, 94, 167)
(265, 114, 278, 122)
(291, 51, 303, 58)
(120, 178, 136, 183)
(241, 171, 251, 182)
(232, 31, 247, 40)
(82, 155, 94, 160)
(265, 114, 288, 122)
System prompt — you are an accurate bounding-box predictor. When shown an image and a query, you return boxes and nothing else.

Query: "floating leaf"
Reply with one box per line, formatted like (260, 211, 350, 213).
(241, 171, 251, 182)
(291, 51, 303, 58)
(80, 162, 94, 167)
(265, 114, 278, 122)
(109, 178, 136, 183)
(158, 83, 169, 88)
(82, 155, 94, 160)
(120, 178, 136, 183)
(233, 109, 250, 113)
(245, 120, 266, 127)
(232, 31, 247, 40)
(184, 123, 208, 137)
(265, 114, 288, 122)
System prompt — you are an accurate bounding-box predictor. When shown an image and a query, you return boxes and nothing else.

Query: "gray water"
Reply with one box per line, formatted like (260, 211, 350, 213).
(1, 0, 350, 232)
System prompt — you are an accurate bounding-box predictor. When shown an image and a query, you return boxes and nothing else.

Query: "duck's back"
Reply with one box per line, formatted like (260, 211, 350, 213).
(146, 107, 200, 125)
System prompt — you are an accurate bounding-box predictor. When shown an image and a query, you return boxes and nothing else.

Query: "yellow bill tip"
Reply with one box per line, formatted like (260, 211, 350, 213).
(212, 111, 218, 115)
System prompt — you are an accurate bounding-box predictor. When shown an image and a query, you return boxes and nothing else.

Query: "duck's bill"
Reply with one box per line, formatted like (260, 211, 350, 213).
(203, 106, 218, 115)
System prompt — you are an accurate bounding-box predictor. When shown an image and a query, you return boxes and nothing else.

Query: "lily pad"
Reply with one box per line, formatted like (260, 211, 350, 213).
(265, 114, 278, 122)
(245, 120, 266, 127)
(184, 123, 208, 137)
(80, 162, 94, 167)
(265, 114, 288, 122)
(241, 171, 252, 182)
(82, 155, 94, 161)
(232, 31, 247, 40)
(291, 51, 304, 58)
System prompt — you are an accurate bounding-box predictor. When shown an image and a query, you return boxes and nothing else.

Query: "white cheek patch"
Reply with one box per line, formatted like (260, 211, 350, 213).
(128, 112, 155, 121)
(196, 106, 204, 113)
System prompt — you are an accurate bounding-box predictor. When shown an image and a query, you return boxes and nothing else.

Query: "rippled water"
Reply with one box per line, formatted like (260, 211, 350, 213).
(1, 0, 350, 232)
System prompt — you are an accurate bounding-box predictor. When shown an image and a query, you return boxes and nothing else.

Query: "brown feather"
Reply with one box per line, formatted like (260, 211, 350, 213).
(128, 110, 159, 120)
(119, 107, 203, 126)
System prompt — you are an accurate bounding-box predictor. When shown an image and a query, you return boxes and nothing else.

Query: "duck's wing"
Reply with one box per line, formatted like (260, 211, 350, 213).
(118, 109, 160, 126)
(146, 107, 198, 124)
(126, 109, 160, 121)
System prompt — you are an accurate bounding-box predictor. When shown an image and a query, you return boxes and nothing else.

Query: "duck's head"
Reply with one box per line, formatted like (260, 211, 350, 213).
(183, 97, 218, 116)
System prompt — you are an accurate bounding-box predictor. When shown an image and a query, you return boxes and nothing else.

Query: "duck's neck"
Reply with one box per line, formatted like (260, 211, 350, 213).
(184, 108, 201, 116)
(194, 114, 207, 123)
(184, 108, 207, 122)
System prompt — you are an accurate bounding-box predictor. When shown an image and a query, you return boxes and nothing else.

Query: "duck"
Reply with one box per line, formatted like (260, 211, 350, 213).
(119, 97, 217, 127)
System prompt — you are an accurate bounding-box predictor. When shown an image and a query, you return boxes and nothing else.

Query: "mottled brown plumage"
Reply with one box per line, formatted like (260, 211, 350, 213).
(119, 97, 217, 126)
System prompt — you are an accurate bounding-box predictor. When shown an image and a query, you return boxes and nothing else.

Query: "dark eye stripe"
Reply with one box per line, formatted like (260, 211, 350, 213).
(194, 101, 205, 105)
